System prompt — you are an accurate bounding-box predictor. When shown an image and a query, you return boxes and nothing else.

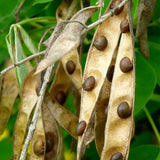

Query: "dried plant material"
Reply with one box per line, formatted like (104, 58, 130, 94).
(35, 6, 98, 74)
(77, 3, 128, 160)
(42, 100, 60, 160)
(13, 70, 38, 159)
(45, 93, 78, 139)
(0, 59, 19, 135)
(136, 0, 156, 59)
(30, 109, 45, 160)
(101, 14, 135, 160)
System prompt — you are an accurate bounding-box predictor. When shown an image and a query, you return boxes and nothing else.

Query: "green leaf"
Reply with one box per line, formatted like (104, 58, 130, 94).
(18, 25, 37, 54)
(134, 51, 157, 116)
(129, 145, 160, 160)
(156, 152, 160, 160)
(14, 27, 29, 90)
(33, 0, 53, 5)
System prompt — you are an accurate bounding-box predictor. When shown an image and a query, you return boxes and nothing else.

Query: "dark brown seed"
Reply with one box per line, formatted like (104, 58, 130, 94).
(120, 57, 133, 73)
(46, 132, 55, 153)
(66, 60, 76, 74)
(117, 102, 131, 118)
(55, 91, 66, 105)
(109, 0, 124, 15)
(93, 36, 108, 51)
(110, 152, 123, 160)
(107, 65, 115, 82)
(75, 121, 87, 136)
(33, 140, 44, 156)
(120, 19, 130, 33)
(82, 76, 95, 91)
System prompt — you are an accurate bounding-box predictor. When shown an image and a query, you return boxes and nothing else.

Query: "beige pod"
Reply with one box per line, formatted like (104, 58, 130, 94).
(100, 17, 135, 160)
(77, 2, 128, 160)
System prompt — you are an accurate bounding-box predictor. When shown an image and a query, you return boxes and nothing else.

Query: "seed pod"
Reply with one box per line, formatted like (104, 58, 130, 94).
(110, 0, 124, 15)
(93, 36, 108, 51)
(120, 19, 130, 33)
(110, 152, 123, 160)
(120, 57, 133, 73)
(46, 132, 55, 153)
(76, 121, 87, 136)
(107, 65, 115, 82)
(117, 102, 131, 118)
(66, 60, 76, 74)
(33, 140, 45, 156)
(82, 76, 95, 91)
(55, 91, 66, 105)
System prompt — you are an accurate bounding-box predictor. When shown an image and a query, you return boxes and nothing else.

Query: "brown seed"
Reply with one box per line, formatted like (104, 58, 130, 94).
(82, 76, 95, 91)
(76, 121, 87, 136)
(120, 19, 130, 33)
(109, 0, 124, 15)
(120, 57, 133, 73)
(33, 140, 44, 156)
(46, 132, 55, 153)
(93, 36, 108, 51)
(55, 91, 66, 105)
(117, 101, 131, 118)
(66, 60, 76, 74)
(107, 65, 115, 82)
(110, 152, 123, 160)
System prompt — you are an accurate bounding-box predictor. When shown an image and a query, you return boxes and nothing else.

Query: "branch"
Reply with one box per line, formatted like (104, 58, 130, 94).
(19, 64, 54, 160)
(0, 51, 45, 76)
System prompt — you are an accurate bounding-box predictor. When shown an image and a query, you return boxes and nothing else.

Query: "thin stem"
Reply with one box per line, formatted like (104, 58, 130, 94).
(150, 93, 160, 103)
(143, 106, 160, 144)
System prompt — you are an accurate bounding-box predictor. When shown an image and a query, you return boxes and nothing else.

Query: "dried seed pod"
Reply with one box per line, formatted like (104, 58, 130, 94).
(120, 57, 133, 73)
(82, 76, 95, 91)
(55, 91, 66, 105)
(46, 132, 55, 153)
(93, 36, 108, 51)
(117, 102, 131, 118)
(110, 0, 124, 15)
(66, 60, 76, 74)
(110, 152, 123, 160)
(107, 65, 115, 82)
(33, 140, 45, 156)
(76, 121, 87, 136)
(120, 19, 130, 33)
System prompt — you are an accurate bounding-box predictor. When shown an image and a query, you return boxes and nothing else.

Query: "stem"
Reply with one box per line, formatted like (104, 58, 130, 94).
(150, 93, 160, 103)
(143, 106, 160, 144)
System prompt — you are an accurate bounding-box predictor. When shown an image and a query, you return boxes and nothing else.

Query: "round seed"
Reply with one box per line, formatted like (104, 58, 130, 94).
(120, 19, 130, 33)
(46, 132, 55, 153)
(109, 0, 124, 15)
(76, 121, 87, 136)
(93, 36, 108, 51)
(120, 57, 133, 73)
(82, 76, 95, 91)
(55, 91, 66, 105)
(110, 152, 123, 160)
(33, 140, 44, 156)
(66, 60, 76, 74)
(107, 65, 115, 82)
(117, 101, 131, 118)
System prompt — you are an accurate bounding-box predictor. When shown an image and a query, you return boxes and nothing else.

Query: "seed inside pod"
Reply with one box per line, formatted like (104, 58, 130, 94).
(55, 91, 66, 105)
(82, 76, 95, 91)
(107, 65, 115, 82)
(120, 19, 130, 33)
(117, 102, 131, 118)
(120, 57, 133, 73)
(46, 132, 55, 153)
(66, 60, 76, 74)
(109, 0, 124, 15)
(110, 152, 123, 160)
(75, 121, 87, 136)
(93, 36, 108, 51)
(33, 140, 45, 156)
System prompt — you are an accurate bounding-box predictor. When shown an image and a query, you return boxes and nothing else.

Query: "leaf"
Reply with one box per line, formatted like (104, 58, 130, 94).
(35, 6, 99, 74)
(128, 145, 160, 160)
(33, 0, 54, 5)
(134, 51, 157, 116)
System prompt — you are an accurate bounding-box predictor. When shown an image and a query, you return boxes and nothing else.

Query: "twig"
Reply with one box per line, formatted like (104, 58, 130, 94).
(19, 64, 54, 160)
(0, 51, 45, 76)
